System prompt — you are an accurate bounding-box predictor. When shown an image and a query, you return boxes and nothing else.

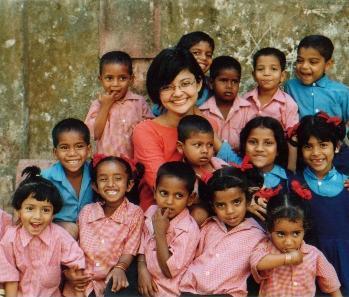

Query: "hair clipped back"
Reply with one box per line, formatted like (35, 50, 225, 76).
(177, 31, 215, 52)
(12, 166, 63, 214)
(178, 115, 213, 142)
(210, 55, 241, 80)
(298, 35, 334, 61)
(266, 191, 310, 233)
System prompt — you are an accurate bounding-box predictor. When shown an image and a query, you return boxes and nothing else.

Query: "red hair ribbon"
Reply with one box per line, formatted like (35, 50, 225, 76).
(254, 185, 282, 201)
(317, 111, 342, 126)
(120, 154, 137, 172)
(290, 180, 312, 200)
(92, 153, 108, 168)
(286, 123, 300, 140)
(229, 156, 253, 172)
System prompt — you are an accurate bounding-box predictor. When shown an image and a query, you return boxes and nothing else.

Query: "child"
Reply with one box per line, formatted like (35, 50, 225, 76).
(85, 51, 153, 157)
(217, 116, 290, 221)
(0, 166, 85, 297)
(137, 161, 200, 297)
(177, 114, 227, 225)
(244, 47, 299, 131)
(293, 112, 349, 294)
(132, 47, 205, 211)
(42, 118, 93, 239)
(200, 55, 251, 150)
(152, 31, 214, 116)
(251, 188, 342, 297)
(179, 166, 265, 296)
(0, 209, 11, 239)
(284, 35, 349, 121)
(69, 154, 144, 297)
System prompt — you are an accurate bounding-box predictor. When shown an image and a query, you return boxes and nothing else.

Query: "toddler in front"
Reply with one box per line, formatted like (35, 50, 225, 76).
(0, 166, 85, 297)
(85, 50, 153, 157)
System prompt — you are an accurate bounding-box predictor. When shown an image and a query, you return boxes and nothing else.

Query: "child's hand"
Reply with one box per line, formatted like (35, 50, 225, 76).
(344, 179, 349, 190)
(138, 263, 158, 297)
(98, 92, 117, 106)
(285, 250, 303, 265)
(247, 197, 267, 221)
(152, 208, 170, 235)
(64, 266, 91, 292)
(106, 267, 129, 292)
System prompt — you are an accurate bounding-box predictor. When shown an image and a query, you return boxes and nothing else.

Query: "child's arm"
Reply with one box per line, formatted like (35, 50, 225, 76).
(106, 254, 133, 293)
(93, 93, 116, 140)
(257, 250, 303, 271)
(4, 282, 18, 297)
(137, 254, 158, 297)
(329, 289, 343, 297)
(152, 208, 172, 278)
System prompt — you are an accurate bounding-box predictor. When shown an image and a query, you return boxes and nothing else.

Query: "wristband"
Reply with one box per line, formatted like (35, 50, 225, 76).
(284, 253, 292, 265)
(114, 262, 128, 271)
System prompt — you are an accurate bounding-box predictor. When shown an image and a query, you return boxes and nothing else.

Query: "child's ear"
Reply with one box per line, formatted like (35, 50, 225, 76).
(53, 148, 58, 160)
(129, 74, 135, 86)
(176, 141, 184, 155)
(325, 58, 334, 72)
(187, 192, 197, 207)
(280, 70, 287, 84)
(92, 183, 98, 193)
(127, 179, 135, 192)
(252, 71, 257, 82)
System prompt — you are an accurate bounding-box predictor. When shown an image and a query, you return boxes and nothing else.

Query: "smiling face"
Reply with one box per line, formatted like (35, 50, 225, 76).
(253, 55, 286, 93)
(54, 131, 91, 177)
(177, 132, 214, 169)
(301, 135, 334, 179)
(189, 41, 213, 74)
(18, 195, 54, 236)
(245, 127, 278, 173)
(159, 69, 202, 116)
(154, 175, 193, 219)
(212, 68, 240, 103)
(271, 218, 304, 253)
(99, 63, 133, 101)
(296, 47, 332, 85)
(95, 160, 133, 209)
(213, 187, 247, 230)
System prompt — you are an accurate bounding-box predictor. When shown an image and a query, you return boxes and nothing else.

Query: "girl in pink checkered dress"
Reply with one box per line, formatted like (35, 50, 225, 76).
(65, 154, 144, 297)
(250, 186, 342, 297)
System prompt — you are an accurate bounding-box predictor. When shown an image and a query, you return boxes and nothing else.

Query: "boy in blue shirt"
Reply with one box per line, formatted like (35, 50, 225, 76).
(42, 118, 93, 239)
(284, 34, 349, 121)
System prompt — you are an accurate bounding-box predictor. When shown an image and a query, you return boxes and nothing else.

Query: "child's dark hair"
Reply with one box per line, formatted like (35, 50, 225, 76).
(146, 47, 205, 106)
(177, 31, 215, 52)
(52, 118, 90, 148)
(253, 47, 286, 71)
(266, 192, 310, 233)
(297, 35, 334, 61)
(240, 116, 288, 168)
(155, 161, 196, 194)
(207, 166, 264, 205)
(210, 56, 241, 80)
(296, 112, 346, 167)
(12, 166, 63, 214)
(91, 155, 144, 204)
(99, 50, 133, 76)
(178, 115, 213, 143)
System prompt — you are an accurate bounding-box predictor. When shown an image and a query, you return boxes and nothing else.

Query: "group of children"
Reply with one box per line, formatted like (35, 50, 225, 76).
(0, 30, 349, 297)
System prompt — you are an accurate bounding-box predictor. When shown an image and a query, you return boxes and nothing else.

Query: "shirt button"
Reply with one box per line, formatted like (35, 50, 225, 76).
(205, 271, 210, 276)
(315, 109, 319, 112)
(101, 239, 105, 244)
(312, 83, 316, 86)
(318, 181, 322, 186)
(95, 262, 100, 267)
(311, 93, 314, 96)
(122, 119, 126, 123)
(293, 281, 298, 286)
(216, 253, 220, 258)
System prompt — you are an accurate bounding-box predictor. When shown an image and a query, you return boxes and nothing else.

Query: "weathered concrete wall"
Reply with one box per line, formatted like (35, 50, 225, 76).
(0, 0, 348, 210)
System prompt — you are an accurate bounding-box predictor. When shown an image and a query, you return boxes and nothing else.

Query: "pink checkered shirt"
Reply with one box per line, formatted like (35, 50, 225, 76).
(0, 224, 85, 297)
(78, 199, 143, 297)
(139, 205, 200, 297)
(0, 209, 12, 239)
(250, 238, 341, 297)
(179, 217, 265, 297)
(242, 87, 299, 131)
(85, 91, 153, 158)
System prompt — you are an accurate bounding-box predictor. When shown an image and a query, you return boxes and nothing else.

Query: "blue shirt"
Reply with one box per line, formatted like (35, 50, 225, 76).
(284, 75, 349, 121)
(303, 166, 347, 197)
(217, 141, 287, 187)
(42, 162, 93, 222)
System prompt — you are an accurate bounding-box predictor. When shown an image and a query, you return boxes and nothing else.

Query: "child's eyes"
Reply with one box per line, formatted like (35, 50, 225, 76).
(320, 143, 328, 148)
(191, 51, 200, 56)
(233, 199, 241, 206)
(42, 208, 52, 213)
(159, 190, 168, 197)
(192, 143, 201, 148)
(276, 232, 285, 237)
(247, 139, 257, 145)
(214, 203, 225, 209)
(175, 193, 184, 199)
(292, 231, 301, 237)
(25, 206, 33, 211)
(265, 141, 275, 146)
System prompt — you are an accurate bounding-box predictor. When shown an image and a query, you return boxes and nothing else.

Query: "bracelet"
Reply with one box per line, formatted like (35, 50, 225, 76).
(114, 262, 128, 271)
(284, 253, 292, 265)
(137, 259, 145, 262)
